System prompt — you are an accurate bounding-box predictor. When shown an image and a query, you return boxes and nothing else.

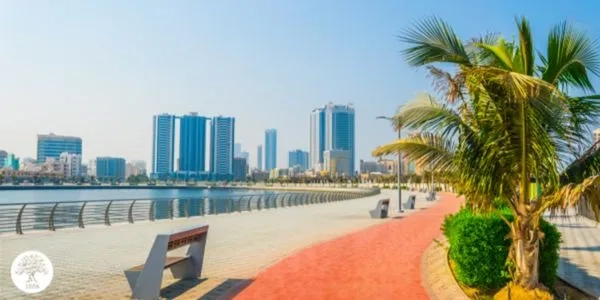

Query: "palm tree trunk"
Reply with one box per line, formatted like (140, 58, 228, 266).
(511, 211, 542, 289)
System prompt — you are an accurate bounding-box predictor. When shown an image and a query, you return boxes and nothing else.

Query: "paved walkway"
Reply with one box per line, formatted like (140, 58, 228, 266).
(0, 189, 437, 299)
(421, 236, 468, 300)
(231, 193, 462, 300)
(546, 210, 600, 299)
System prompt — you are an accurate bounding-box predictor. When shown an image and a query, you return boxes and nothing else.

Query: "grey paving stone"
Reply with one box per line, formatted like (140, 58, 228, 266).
(546, 209, 600, 299)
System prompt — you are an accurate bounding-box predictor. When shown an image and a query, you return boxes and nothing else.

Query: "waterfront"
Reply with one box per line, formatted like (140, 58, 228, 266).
(0, 187, 265, 204)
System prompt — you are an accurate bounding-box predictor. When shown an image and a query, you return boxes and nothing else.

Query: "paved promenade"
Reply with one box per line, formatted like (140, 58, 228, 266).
(232, 192, 462, 300)
(546, 210, 600, 298)
(0, 189, 434, 299)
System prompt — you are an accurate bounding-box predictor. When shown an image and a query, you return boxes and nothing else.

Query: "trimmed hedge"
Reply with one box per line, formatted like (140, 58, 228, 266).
(442, 208, 561, 290)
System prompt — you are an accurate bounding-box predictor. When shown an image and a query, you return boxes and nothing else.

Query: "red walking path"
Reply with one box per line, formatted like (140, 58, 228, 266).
(228, 193, 462, 300)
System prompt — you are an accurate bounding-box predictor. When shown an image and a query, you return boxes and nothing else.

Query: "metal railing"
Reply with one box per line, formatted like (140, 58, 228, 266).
(0, 188, 380, 235)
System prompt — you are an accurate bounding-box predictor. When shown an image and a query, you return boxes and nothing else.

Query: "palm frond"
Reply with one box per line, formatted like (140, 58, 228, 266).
(560, 141, 600, 184)
(426, 66, 465, 104)
(399, 16, 472, 66)
(541, 21, 600, 91)
(516, 16, 535, 76)
(372, 132, 456, 171)
(546, 176, 600, 220)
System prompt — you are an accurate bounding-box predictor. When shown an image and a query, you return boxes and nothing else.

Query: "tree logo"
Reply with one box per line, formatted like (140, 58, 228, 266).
(11, 250, 54, 294)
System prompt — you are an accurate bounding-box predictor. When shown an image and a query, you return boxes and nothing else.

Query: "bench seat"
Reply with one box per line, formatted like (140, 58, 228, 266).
(127, 256, 189, 272)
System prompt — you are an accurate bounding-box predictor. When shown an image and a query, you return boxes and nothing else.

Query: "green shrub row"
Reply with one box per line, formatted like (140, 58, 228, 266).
(442, 208, 561, 290)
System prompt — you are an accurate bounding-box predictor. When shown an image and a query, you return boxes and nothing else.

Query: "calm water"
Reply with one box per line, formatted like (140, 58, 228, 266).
(0, 188, 269, 204)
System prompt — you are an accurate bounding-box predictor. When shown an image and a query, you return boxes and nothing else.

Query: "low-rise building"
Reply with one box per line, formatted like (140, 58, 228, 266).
(96, 157, 126, 181)
(59, 152, 82, 178)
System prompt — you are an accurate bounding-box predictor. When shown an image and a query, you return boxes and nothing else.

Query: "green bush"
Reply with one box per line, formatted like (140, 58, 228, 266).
(401, 185, 408, 190)
(382, 184, 390, 189)
(391, 184, 398, 189)
(434, 186, 442, 192)
(442, 208, 561, 290)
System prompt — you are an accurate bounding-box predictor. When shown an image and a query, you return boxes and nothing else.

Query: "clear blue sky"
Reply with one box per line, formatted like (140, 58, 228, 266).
(1, 0, 599, 169)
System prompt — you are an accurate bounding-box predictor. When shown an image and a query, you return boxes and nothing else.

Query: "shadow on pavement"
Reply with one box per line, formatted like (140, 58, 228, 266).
(160, 278, 207, 299)
(559, 257, 600, 299)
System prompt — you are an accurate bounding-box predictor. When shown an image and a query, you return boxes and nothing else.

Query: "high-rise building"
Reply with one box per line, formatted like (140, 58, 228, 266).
(324, 150, 352, 177)
(210, 116, 235, 180)
(233, 157, 248, 181)
(257, 145, 263, 170)
(310, 103, 355, 174)
(288, 149, 309, 171)
(179, 113, 208, 174)
(265, 129, 277, 171)
(152, 114, 176, 178)
(309, 108, 326, 170)
(37, 133, 82, 163)
(4, 153, 19, 170)
(234, 143, 242, 158)
(0, 150, 7, 169)
(96, 157, 126, 181)
(59, 152, 82, 178)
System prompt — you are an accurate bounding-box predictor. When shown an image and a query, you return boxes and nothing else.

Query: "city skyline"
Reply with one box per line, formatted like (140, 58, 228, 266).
(3, 1, 599, 169)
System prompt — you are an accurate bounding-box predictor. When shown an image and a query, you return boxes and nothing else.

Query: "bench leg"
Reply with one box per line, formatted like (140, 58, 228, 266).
(171, 233, 208, 279)
(132, 235, 170, 300)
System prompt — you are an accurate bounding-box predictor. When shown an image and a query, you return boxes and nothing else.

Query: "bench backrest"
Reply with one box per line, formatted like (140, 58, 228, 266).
(166, 225, 209, 251)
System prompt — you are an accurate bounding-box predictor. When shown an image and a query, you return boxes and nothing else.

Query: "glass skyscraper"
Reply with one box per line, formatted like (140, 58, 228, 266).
(37, 133, 82, 163)
(179, 113, 208, 174)
(265, 129, 277, 171)
(152, 114, 176, 178)
(210, 116, 235, 180)
(288, 149, 309, 171)
(310, 103, 355, 174)
(309, 108, 326, 170)
(96, 157, 126, 181)
(257, 145, 263, 170)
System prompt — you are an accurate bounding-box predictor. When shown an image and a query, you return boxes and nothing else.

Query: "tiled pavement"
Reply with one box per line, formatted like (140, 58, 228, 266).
(0, 189, 436, 299)
(546, 210, 600, 299)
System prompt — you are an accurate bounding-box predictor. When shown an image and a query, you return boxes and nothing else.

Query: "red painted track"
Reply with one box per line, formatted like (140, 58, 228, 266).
(231, 193, 462, 300)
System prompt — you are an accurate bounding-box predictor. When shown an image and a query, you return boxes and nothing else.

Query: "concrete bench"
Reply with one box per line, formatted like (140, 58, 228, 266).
(427, 191, 437, 201)
(403, 195, 416, 210)
(369, 199, 390, 219)
(124, 224, 209, 299)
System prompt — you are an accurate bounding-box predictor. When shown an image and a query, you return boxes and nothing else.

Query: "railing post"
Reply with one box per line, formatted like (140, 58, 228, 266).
(184, 199, 190, 218)
(228, 198, 233, 213)
(258, 195, 262, 210)
(238, 196, 244, 213)
(16, 204, 27, 234)
(149, 201, 156, 221)
(169, 199, 174, 219)
(78, 202, 87, 228)
(49, 203, 59, 231)
(247, 196, 253, 211)
(104, 200, 113, 226)
(210, 198, 216, 215)
(128, 200, 137, 223)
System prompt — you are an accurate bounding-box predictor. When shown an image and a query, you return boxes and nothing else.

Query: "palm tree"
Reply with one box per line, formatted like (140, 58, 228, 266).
(374, 16, 600, 291)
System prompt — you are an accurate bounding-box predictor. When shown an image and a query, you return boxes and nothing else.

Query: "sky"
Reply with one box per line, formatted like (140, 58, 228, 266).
(1, 0, 600, 169)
